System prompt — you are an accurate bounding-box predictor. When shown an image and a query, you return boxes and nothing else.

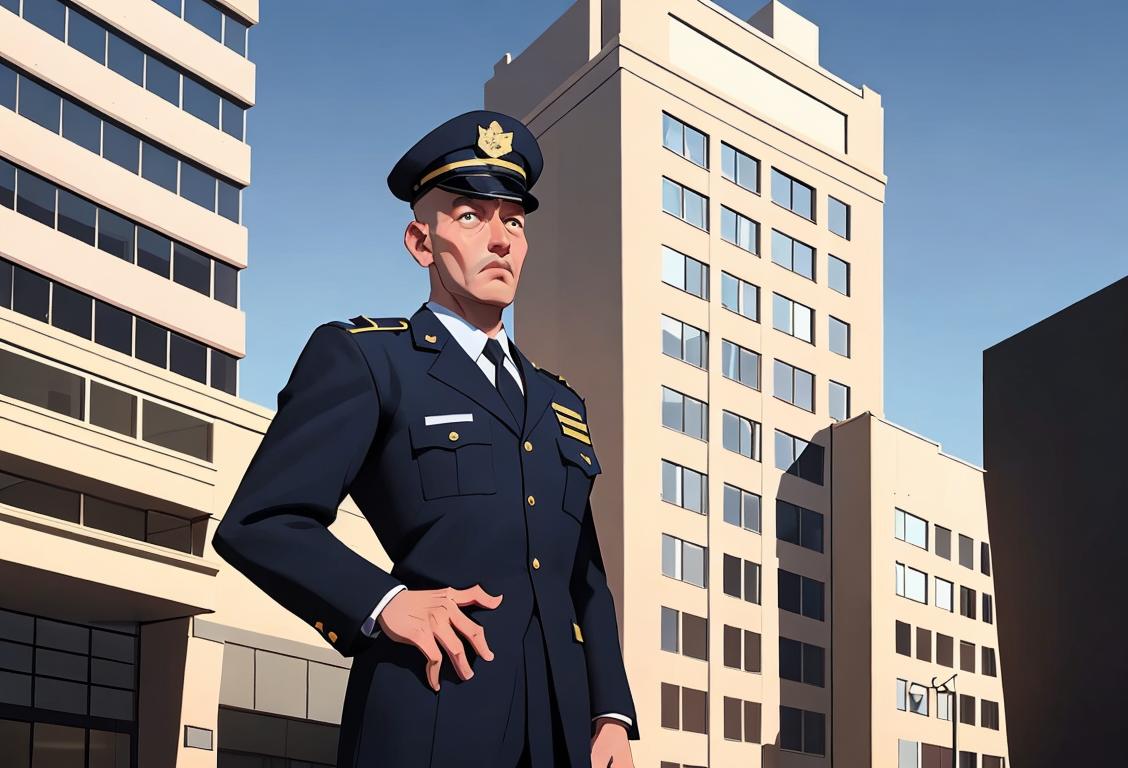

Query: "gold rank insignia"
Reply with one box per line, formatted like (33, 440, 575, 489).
(477, 120, 513, 159)
(552, 402, 591, 445)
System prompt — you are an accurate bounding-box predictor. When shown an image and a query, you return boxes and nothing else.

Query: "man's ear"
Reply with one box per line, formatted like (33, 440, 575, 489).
(404, 218, 433, 268)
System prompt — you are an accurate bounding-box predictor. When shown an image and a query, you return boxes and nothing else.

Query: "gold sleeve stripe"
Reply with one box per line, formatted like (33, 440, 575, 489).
(556, 415, 589, 433)
(551, 402, 583, 420)
(561, 426, 592, 444)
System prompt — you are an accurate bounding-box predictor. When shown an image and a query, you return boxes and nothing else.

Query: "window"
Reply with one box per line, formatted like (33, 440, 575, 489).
(720, 272, 759, 321)
(722, 554, 761, 604)
(935, 526, 952, 559)
(935, 577, 953, 612)
(211, 349, 237, 395)
(828, 316, 850, 357)
(660, 606, 678, 653)
(1, 159, 14, 208)
(135, 317, 167, 368)
(662, 113, 707, 167)
(723, 625, 761, 673)
(959, 534, 974, 569)
(721, 143, 759, 192)
(772, 293, 813, 342)
(958, 640, 976, 673)
(828, 381, 850, 421)
(960, 752, 978, 768)
(982, 646, 997, 677)
(897, 679, 928, 715)
(938, 692, 953, 722)
(90, 381, 136, 437)
(773, 360, 814, 412)
(724, 698, 761, 743)
(779, 569, 823, 620)
(771, 169, 814, 220)
(959, 695, 975, 726)
(960, 586, 977, 619)
(662, 683, 708, 734)
(62, 101, 100, 154)
(108, 31, 144, 85)
(722, 483, 761, 533)
(916, 627, 932, 662)
(0, 346, 85, 421)
(660, 459, 707, 514)
(895, 508, 928, 549)
(780, 706, 824, 756)
(981, 542, 992, 576)
(661, 387, 708, 441)
(0, 469, 81, 524)
(780, 637, 824, 687)
(895, 621, 911, 656)
(13, 265, 50, 323)
(721, 340, 760, 390)
(828, 196, 850, 238)
(983, 757, 1004, 768)
(51, 283, 92, 340)
(660, 607, 707, 661)
(142, 400, 212, 461)
(661, 245, 708, 300)
(170, 332, 207, 384)
(141, 143, 177, 193)
(895, 562, 928, 604)
(899, 739, 920, 768)
(214, 260, 239, 308)
(937, 633, 954, 667)
(661, 315, 708, 369)
(722, 410, 761, 460)
(983, 593, 994, 624)
(771, 230, 815, 280)
(58, 190, 96, 244)
(720, 206, 759, 253)
(17, 171, 56, 228)
(662, 177, 708, 230)
(828, 254, 851, 295)
(775, 430, 824, 484)
(661, 533, 707, 588)
(18, 77, 61, 133)
(777, 500, 823, 553)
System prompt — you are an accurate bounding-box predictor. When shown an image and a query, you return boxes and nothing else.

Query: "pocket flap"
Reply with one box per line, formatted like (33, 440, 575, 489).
(410, 417, 490, 450)
(557, 434, 601, 477)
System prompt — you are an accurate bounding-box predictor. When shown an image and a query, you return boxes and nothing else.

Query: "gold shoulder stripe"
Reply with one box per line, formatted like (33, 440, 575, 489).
(572, 622, 584, 643)
(348, 316, 409, 333)
(551, 402, 583, 420)
(561, 425, 592, 444)
(556, 415, 589, 433)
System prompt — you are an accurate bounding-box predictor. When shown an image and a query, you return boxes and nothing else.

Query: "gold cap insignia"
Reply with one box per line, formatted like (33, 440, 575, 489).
(425, 334, 437, 343)
(477, 120, 514, 159)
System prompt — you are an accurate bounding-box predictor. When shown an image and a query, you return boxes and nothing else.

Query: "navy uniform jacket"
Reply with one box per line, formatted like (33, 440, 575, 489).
(212, 303, 638, 767)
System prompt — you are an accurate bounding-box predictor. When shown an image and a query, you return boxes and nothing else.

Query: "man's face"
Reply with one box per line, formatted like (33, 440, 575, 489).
(407, 187, 528, 308)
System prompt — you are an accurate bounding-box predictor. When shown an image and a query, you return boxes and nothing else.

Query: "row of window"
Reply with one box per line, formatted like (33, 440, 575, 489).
(1, 159, 239, 307)
(895, 507, 993, 574)
(5, 0, 247, 138)
(661, 533, 825, 620)
(1, 59, 241, 221)
(1, 258, 238, 396)
(0, 467, 205, 553)
(662, 112, 851, 238)
(662, 315, 851, 419)
(895, 560, 994, 623)
(0, 343, 216, 461)
(899, 741, 1005, 768)
(151, 0, 250, 57)
(895, 620, 998, 677)
(896, 680, 1001, 731)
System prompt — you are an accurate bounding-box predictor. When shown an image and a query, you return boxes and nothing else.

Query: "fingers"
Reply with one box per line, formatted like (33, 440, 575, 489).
(448, 606, 494, 661)
(412, 629, 443, 693)
(431, 616, 474, 681)
(451, 583, 503, 609)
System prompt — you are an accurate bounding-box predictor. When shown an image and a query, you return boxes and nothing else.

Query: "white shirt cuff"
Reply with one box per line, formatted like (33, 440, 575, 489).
(592, 712, 633, 728)
(360, 584, 408, 638)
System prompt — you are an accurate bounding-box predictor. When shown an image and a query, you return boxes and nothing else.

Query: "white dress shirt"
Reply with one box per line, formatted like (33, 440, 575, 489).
(359, 301, 632, 729)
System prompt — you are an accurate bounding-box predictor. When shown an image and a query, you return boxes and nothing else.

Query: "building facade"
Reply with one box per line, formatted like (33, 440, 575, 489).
(0, 2, 381, 766)
(983, 275, 1128, 768)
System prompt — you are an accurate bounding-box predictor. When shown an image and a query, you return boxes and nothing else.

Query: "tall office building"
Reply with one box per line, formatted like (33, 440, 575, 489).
(487, 1, 1009, 765)
(983, 275, 1128, 768)
(0, 2, 366, 766)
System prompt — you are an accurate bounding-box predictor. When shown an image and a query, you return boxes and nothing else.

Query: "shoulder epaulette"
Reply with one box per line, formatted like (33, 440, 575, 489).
(534, 363, 584, 401)
(342, 315, 410, 334)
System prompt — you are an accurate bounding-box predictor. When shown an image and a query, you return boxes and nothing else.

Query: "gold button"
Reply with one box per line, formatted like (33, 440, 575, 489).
(314, 621, 323, 632)
(448, 431, 459, 441)
(532, 558, 541, 570)
(524, 440, 533, 452)
(327, 631, 338, 644)
(425, 334, 437, 343)
(527, 495, 536, 506)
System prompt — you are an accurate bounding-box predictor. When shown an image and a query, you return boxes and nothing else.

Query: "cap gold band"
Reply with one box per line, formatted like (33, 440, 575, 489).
(414, 157, 527, 191)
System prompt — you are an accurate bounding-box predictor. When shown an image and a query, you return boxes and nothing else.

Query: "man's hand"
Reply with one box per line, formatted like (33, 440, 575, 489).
(377, 584, 502, 692)
(590, 718, 634, 768)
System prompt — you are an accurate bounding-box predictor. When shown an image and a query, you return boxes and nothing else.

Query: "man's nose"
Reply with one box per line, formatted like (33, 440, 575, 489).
(487, 212, 510, 255)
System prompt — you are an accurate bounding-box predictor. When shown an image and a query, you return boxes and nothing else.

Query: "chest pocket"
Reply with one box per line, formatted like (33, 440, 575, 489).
(409, 419, 496, 500)
(556, 433, 601, 522)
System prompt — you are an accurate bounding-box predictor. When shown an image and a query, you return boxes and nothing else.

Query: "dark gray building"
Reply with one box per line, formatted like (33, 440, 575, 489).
(983, 275, 1128, 768)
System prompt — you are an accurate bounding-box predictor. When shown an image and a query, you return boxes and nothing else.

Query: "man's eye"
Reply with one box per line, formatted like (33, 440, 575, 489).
(459, 212, 478, 222)
(507, 219, 524, 229)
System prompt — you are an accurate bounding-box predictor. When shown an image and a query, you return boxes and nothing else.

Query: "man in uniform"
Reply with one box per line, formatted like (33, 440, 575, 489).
(212, 111, 638, 767)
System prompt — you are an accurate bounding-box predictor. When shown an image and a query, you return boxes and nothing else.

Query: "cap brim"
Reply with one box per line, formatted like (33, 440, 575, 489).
(430, 173, 538, 213)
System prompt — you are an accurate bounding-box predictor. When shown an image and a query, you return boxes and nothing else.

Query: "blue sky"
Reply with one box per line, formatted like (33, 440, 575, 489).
(241, 1, 1127, 466)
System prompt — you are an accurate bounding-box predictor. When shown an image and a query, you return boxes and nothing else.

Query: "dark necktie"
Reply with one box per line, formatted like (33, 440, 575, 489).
(483, 337, 524, 430)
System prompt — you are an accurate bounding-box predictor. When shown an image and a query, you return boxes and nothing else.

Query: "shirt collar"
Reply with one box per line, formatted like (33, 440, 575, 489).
(426, 300, 516, 366)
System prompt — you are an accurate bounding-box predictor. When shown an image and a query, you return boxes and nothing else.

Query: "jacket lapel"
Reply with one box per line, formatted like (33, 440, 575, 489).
(511, 341, 554, 440)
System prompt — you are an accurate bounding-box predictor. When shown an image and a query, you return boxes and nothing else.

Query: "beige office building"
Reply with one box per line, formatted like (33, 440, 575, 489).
(487, 0, 1010, 765)
(0, 1, 377, 766)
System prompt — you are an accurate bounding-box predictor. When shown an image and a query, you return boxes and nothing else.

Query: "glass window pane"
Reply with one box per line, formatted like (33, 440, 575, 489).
(683, 326, 702, 366)
(795, 241, 814, 279)
(829, 255, 849, 295)
(185, 0, 223, 41)
(154, 0, 182, 13)
(774, 360, 792, 403)
(661, 534, 676, 577)
(141, 143, 178, 193)
(683, 468, 702, 513)
(170, 332, 207, 383)
(737, 153, 758, 191)
(830, 317, 849, 356)
(0, 467, 80, 523)
(829, 197, 849, 237)
(24, 0, 66, 41)
(744, 492, 761, 532)
(723, 485, 740, 526)
(97, 208, 135, 262)
(224, 15, 249, 56)
(107, 32, 144, 86)
(214, 259, 238, 307)
(217, 178, 240, 221)
(91, 630, 135, 664)
(145, 56, 180, 105)
(803, 578, 824, 620)
(661, 460, 678, 504)
(662, 114, 681, 154)
(740, 349, 759, 389)
(721, 144, 735, 180)
(89, 729, 131, 768)
(51, 283, 92, 339)
(91, 685, 133, 719)
(136, 227, 172, 278)
(55, 190, 95, 245)
(721, 273, 737, 311)
(94, 300, 132, 355)
(91, 658, 133, 689)
(802, 508, 824, 552)
(90, 381, 136, 437)
(772, 293, 791, 333)
(16, 171, 56, 227)
(0, 718, 32, 764)
(220, 97, 244, 140)
(685, 127, 706, 166)
(67, 8, 107, 64)
(771, 169, 789, 207)
(794, 182, 813, 219)
(661, 246, 683, 289)
(684, 191, 705, 228)
(61, 100, 101, 154)
(662, 178, 681, 217)
(210, 348, 237, 394)
(32, 722, 85, 765)
(19, 77, 62, 134)
(146, 510, 192, 552)
(682, 542, 704, 587)
(1, 159, 14, 210)
(660, 606, 678, 652)
(795, 303, 812, 342)
(721, 207, 735, 244)
(771, 230, 790, 268)
(173, 243, 210, 295)
(685, 258, 704, 298)
(84, 495, 145, 541)
(180, 162, 215, 209)
(182, 76, 219, 127)
(779, 570, 800, 613)
(795, 369, 813, 411)
(661, 387, 681, 430)
(741, 282, 758, 320)
(12, 266, 50, 323)
(35, 648, 87, 682)
(134, 317, 167, 367)
(102, 122, 140, 173)
(142, 400, 211, 460)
